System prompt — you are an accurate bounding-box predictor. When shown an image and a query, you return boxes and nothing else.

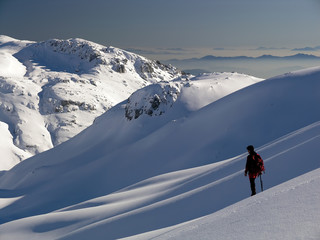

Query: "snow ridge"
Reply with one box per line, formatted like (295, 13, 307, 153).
(124, 72, 262, 120)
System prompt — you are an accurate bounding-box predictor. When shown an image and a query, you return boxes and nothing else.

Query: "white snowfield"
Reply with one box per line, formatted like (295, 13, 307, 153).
(0, 36, 320, 240)
(0, 36, 262, 170)
(137, 168, 320, 240)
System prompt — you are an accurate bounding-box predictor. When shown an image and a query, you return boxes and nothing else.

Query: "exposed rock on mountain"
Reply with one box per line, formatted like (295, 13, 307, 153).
(0, 36, 183, 169)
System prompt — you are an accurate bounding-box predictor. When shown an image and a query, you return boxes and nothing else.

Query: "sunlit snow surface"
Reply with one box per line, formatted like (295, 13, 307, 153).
(0, 36, 320, 240)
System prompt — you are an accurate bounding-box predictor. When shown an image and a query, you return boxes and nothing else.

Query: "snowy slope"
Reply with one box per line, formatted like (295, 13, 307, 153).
(131, 168, 320, 240)
(0, 66, 319, 239)
(0, 36, 187, 170)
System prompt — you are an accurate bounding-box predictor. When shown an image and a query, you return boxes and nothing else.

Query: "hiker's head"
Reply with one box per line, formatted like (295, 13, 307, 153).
(246, 145, 254, 153)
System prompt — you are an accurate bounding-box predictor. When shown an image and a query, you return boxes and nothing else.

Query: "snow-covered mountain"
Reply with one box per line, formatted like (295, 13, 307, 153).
(0, 35, 263, 170)
(0, 65, 319, 239)
(0, 35, 186, 170)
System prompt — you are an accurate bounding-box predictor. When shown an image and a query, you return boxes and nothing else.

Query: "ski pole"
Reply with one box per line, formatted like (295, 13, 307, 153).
(260, 174, 263, 192)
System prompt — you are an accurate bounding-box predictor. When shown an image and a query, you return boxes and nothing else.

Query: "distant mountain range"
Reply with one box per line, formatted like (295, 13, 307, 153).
(169, 53, 320, 62)
(164, 53, 320, 78)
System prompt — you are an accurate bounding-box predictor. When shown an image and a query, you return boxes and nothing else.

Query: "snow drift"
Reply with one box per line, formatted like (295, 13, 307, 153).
(137, 168, 320, 240)
(0, 65, 319, 239)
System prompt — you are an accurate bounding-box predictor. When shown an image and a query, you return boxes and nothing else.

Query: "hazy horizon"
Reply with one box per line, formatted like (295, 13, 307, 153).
(1, 0, 320, 60)
(164, 58, 320, 79)
(1, 0, 320, 78)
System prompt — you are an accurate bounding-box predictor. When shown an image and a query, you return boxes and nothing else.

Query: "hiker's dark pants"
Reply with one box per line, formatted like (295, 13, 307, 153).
(249, 177, 256, 195)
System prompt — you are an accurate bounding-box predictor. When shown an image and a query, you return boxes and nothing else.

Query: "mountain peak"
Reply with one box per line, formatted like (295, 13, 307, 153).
(42, 38, 109, 65)
(0, 36, 183, 169)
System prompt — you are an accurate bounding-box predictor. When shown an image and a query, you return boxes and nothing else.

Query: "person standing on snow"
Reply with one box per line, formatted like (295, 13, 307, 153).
(244, 145, 265, 196)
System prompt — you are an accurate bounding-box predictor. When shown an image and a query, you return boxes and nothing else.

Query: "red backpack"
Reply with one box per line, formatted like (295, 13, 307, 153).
(253, 154, 265, 174)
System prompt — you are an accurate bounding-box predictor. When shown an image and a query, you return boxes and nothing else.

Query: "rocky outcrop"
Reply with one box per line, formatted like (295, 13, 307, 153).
(125, 82, 181, 120)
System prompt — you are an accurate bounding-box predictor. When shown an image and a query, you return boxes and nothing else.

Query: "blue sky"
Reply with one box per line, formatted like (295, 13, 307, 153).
(1, 0, 320, 59)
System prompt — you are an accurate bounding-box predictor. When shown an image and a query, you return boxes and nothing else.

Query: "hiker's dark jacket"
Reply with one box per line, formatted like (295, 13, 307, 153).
(245, 151, 265, 178)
